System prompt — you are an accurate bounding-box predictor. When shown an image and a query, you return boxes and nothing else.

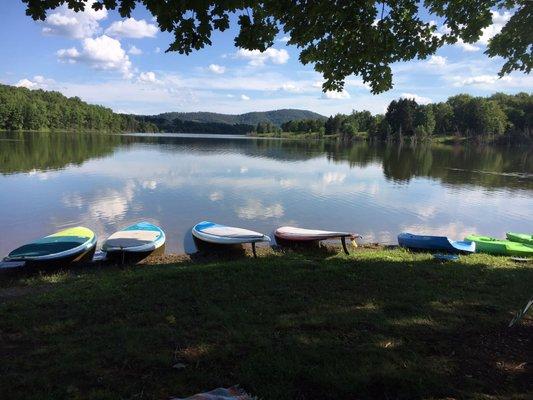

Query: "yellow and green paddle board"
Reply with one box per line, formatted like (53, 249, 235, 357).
(5, 226, 97, 264)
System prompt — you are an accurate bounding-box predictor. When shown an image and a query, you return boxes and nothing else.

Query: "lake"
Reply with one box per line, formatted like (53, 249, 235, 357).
(0, 131, 531, 255)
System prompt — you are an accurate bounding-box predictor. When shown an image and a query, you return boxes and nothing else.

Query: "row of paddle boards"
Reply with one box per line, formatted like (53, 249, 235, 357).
(4, 222, 165, 267)
(2, 220, 532, 269)
(2, 221, 360, 268)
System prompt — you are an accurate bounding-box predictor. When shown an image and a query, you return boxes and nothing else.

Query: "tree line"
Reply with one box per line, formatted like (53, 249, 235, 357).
(0, 84, 158, 133)
(137, 115, 254, 135)
(1, 84, 531, 143)
(260, 92, 532, 143)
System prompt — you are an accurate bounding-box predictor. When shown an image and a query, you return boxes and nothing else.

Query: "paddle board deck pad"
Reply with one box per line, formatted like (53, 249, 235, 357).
(4, 227, 97, 265)
(398, 233, 475, 254)
(192, 221, 270, 245)
(506, 232, 533, 246)
(465, 235, 533, 256)
(102, 222, 165, 254)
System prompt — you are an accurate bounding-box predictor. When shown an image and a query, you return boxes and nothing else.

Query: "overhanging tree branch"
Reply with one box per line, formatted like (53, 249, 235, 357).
(21, 0, 532, 93)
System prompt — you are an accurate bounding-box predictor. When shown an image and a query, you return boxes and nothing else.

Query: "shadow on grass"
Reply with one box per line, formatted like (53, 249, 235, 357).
(0, 251, 531, 400)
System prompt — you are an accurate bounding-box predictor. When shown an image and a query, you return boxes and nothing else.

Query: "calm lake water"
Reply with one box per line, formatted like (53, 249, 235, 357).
(0, 131, 531, 255)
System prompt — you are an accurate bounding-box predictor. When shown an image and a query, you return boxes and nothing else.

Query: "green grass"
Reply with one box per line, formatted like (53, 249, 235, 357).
(249, 131, 329, 139)
(430, 135, 470, 144)
(1, 247, 531, 399)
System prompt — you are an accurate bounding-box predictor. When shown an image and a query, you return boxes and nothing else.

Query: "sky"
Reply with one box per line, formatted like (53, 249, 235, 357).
(0, 1, 531, 116)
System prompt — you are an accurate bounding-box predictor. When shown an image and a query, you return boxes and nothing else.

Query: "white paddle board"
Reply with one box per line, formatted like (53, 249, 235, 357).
(192, 221, 270, 245)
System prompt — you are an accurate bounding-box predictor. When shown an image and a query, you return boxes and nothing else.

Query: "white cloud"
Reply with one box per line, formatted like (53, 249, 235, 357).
(237, 200, 284, 220)
(345, 78, 370, 90)
(456, 39, 481, 52)
(278, 36, 290, 43)
(458, 75, 500, 85)
(105, 18, 158, 39)
(209, 191, 224, 201)
(439, 24, 480, 52)
(452, 74, 513, 87)
(427, 55, 446, 66)
(322, 90, 350, 99)
(15, 78, 37, 89)
(62, 193, 84, 209)
(138, 71, 158, 83)
(57, 35, 133, 78)
(15, 75, 54, 90)
(208, 64, 226, 74)
(235, 48, 289, 66)
(41, 0, 107, 39)
(401, 93, 432, 104)
(89, 181, 136, 222)
(442, 11, 511, 53)
(240, 94, 250, 100)
(33, 76, 49, 84)
(56, 47, 80, 63)
(155, 47, 161, 53)
(479, 10, 512, 45)
(141, 180, 157, 190)
(128, 45, 142, 55)
(322, 172, 346, 185)
(281, 82, 299, 92)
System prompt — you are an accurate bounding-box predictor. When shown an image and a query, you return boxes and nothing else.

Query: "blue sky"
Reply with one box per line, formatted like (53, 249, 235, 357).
(0, 1, 531, 116)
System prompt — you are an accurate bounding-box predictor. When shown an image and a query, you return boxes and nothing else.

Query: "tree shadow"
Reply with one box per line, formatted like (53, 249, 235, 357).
(1, 254, 531, 400)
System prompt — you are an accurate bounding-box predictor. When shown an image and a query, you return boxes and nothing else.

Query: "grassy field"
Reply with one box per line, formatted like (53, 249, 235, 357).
(1, 247, 531, 399)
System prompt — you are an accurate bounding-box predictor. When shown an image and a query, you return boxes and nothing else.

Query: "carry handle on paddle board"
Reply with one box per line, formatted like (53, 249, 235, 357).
(341, 235, 362, 255)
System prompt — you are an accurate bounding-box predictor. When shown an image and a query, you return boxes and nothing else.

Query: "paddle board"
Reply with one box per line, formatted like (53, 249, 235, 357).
(275, 226, 353, 241)
(102, 222, 165, 254)
(274, 226, 359, 254)
(4, 226, 97, 265)
(192, 221, 270, 245)
(398, 233, 475, 254)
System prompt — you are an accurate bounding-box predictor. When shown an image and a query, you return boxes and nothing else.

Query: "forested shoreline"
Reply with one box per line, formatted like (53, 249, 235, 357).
(1, 84, 531, 143)
(254, 92, 532, 144)
(0, 84, 160, 133)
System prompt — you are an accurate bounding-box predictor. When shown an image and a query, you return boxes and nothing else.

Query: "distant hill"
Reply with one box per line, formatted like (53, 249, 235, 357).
(151, 109, 327, 127)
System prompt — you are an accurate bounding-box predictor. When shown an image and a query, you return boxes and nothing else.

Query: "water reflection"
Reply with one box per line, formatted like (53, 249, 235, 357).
(0, 132, 531, 255)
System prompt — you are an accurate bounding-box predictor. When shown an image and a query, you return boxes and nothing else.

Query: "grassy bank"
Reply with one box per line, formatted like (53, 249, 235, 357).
(247, 132, 472, 144)
(249, 131, 329, 139)
(1, 247, 531, 399)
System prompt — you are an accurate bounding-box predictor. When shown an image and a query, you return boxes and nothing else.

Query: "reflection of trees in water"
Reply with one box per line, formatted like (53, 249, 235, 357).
(130, 135, 328, 162)
(0, 132, 121, 174)
(1, 132, 531, 191)
(378, 143, 532, 190)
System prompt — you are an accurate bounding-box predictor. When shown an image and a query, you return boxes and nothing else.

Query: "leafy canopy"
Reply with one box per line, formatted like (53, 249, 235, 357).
(22, 0, 532, 93)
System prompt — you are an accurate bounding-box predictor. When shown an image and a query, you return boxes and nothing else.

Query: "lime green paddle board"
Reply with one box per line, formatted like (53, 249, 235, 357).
(506, 232, 533, 246)
(465, 235, 533, 256)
